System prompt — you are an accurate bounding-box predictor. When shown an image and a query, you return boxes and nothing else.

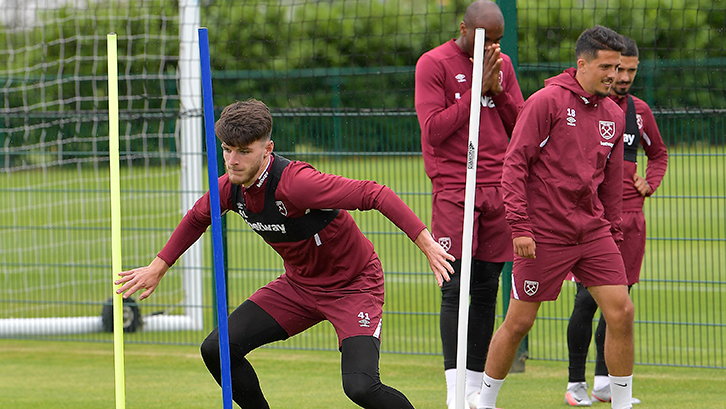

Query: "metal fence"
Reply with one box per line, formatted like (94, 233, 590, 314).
(0, 0, 724, 369)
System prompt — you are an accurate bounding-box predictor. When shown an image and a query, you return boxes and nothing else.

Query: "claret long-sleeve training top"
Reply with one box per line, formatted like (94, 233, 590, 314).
(502, 68, 625, 245)
(158, 155, 426, 289)
(415, 39, 524, 192)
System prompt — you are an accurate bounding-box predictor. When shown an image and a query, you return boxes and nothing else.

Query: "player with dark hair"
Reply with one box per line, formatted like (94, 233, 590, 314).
(564, 34, 668, 407)
(115, 98, 456, 409)
(414, 1, 523, 407)
(475, 26, 636, 409)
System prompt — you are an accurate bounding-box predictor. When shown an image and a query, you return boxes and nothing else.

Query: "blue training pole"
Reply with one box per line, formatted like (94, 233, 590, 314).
(198, 27, 233, 409)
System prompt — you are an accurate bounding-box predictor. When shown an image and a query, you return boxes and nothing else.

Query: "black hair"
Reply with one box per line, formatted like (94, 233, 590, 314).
(575, 25, 626, 61)
(620, 35, 639, 57)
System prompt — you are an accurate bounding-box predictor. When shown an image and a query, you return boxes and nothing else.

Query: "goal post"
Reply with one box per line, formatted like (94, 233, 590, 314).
(0, 0, 204, 336)
(177, 0, 205, 332)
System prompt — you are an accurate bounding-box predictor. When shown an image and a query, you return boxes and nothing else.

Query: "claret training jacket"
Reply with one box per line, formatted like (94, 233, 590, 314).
(502, 67, 625, 246)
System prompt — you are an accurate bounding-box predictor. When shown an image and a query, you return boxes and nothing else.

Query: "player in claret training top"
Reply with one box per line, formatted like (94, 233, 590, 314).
(115, 98, 455, 409)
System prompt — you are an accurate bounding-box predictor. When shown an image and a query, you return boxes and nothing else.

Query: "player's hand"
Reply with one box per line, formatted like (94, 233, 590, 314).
(481, 43, 503, 96)
(633, 173, 652, 197)
(115, 257, 170, 300)
(513, 236, 536, 259)
(414, 229, 456, 287)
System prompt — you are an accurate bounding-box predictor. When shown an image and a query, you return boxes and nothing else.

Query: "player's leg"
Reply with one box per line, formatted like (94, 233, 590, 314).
(590, 312, 610, 400)
(568, 282, 598, 382)
(439, 259, 472, 407)
(320, 255, 415, 409)
(432, 189, 478, 407)
(574, 237, 634, 409)
(467, 260, 504, 386)
(601, 210, 643, 378)
(565, 282, 597, 406)
(591, 210, 644, 405)
(455, 186, 509, 408)
(587, 285, 634, 409)
(477, 298, 540, 408)
(440, 259, 464, 371)
(479, 241, 579, 409)
(202, 275, 321, 409)
(592, 286, 640, 404)
(467, 186, 512, 374)
(200, 299, 288, 409)
(440, 259, 503, 406)
(340, 335, 414, 409)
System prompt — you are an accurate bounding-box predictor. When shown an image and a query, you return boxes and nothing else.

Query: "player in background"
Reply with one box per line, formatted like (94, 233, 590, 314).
(414, 1, 524, 407)
(564, 34, 668, 407)
(476, 26, 636, 409)
(115, 99, 455, 409)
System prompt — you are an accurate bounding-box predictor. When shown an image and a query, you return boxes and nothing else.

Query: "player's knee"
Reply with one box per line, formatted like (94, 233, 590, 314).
(200, 333, 220, 366)
(440, 272, 461, 305)
(470, 261, 501, 301)
(604, 298, 635, 332)
(342, 372, 380, 406)
(511, 320, 534, 341)
(618, 298, 635, 325)
(502, 312, 536, 340)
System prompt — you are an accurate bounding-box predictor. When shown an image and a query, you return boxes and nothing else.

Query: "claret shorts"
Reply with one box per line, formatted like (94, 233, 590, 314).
(250, 255, 385, 348)
(511, 236, 627, 302)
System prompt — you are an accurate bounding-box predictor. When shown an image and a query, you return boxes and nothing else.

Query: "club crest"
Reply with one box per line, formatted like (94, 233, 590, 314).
(524, 280, 539, 296)
(276, 200, 288, 216)
(438, 237, 452, 252)
(636, 114, 643, 130)
(599, 120, 615, 140)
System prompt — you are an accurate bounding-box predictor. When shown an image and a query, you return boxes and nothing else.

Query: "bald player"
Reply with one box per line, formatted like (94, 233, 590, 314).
(415, 1, 524, 407)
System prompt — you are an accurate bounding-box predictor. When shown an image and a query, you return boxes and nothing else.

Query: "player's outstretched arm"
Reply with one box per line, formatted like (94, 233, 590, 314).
(115, 256, 170, 300)
(414, 229, 455, 287)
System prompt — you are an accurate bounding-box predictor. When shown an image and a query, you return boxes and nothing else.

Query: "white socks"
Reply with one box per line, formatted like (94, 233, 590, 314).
(609, 374, 634, 409)
(445, 369, 484, 405)
(477, 372, 504, 409)
(593, 375, 609, 390)
(466, 370, 483, 397)
(445, 369, 457, 405)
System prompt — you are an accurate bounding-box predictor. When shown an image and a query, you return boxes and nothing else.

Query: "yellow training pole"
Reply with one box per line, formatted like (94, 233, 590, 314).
(107, 32, 126, 409)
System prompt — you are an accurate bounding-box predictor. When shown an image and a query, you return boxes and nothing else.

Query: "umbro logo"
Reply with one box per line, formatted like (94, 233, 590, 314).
(455, 73, 466, 83)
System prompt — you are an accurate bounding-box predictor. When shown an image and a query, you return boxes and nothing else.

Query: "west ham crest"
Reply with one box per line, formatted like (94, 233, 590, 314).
(524, 280, 539, 296)
(599, 120, 615, 140)
(438, 237, 452, 252)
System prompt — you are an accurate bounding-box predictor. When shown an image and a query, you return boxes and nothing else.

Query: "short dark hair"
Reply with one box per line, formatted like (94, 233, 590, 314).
(620, 35, 639, 57)
(575, 25, 626, 61)
(215, 98, 273, 147)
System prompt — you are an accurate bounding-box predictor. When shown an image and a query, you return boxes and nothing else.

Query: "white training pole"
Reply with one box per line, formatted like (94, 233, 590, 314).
(455, 27, 485, 409)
